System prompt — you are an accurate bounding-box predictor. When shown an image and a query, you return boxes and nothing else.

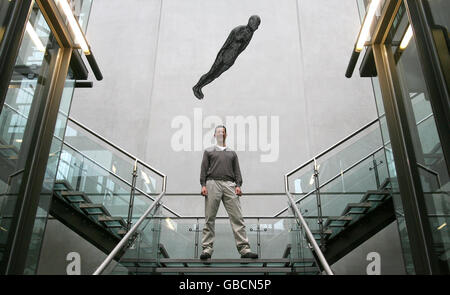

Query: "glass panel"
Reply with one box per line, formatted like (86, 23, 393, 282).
(63, 121, 136, 185)
(288, 206, 320, 274)
(70, 0, 93, 33)
(107, 212, 321, 274)
(258, 218, 290, 259)
(357, 0, 388, 42)
(63, 119, 165, 195)
(0, 3, 59, 270)
(159, 218, 198, 259)
(57, 144, 136, 223)
(288, 122, 384, 192)
(109, 204, 161, 275)
(0, 0, 16, 46)
(385, 2, 450, 272)
(426, 0, 450, 31)
(298, 148, 390, 241)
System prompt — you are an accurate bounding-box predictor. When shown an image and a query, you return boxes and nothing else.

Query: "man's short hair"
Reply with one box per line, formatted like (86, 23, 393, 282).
(215, 125, 227, 134)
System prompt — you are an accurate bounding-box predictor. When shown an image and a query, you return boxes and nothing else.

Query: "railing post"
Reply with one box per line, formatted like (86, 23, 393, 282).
(195, 218, 200, 258)
(257, 218, 261, 257)
(189, 218, 201, 258)
(75, 157, 85, 191)
(369, 154, 382, 189)
(313, 158, 325, 251)
(127, 160, 138, 232)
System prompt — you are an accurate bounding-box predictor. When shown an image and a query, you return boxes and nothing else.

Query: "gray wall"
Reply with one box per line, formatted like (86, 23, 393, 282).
(330, 221, 406, 275)
(37, 218, 117, 275)
(71, 0, 376, 198)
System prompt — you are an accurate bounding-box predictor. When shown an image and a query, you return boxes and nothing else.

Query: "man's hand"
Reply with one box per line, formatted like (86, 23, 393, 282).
(201, 186, 208, 196)
(235, 186, 242, 196)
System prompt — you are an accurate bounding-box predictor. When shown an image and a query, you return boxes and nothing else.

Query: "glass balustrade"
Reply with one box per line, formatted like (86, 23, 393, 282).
(103, 202, 322, 275)
(286, 114, 393, 251)
(54, 141, 164, 238)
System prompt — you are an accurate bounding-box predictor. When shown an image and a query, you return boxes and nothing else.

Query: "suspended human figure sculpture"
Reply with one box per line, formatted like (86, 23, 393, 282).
(193, 15, 261, 100)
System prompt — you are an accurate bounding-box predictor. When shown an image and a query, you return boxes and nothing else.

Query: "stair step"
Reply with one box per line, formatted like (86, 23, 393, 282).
(152, 267, 292, 273)
(379, 178, 392, 190)
(61, 191, 90, 203)
(121, 258, 314, 267)
(311, 229, 332, 240)
(324, 216, 352, 227)
(79, 203, 110, 215)
(0, 145, 18, 157)
(117, 229, 127, 236)
(343, 202, 372, 215)
(120, 258, 318, 274)
(98, 215, 126, 228)
(53, 180, 72, 191)
(361, 190, 390, 202)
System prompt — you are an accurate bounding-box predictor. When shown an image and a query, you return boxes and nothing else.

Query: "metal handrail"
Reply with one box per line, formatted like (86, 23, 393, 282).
(67, 117, 165, 178)
(417, 162, 442, 188)
(284, 118, 379, 183)
(0, 169, 25, 196)
(93, 178, 166, 275)
(3, 103, 29, 120)
(275, 146, 385, 217)
(60, 140, 179, 217)
(3, 104, 167, 190)
(285, 187, 334, 275)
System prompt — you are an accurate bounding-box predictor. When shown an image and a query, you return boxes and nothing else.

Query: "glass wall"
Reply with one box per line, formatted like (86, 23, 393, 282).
(0, 0, 16, 47)
(23, 77, 75, 274)
(0, 3, 61, 270)
(384, 1, 449, 273)
(424, 0, 450, 91)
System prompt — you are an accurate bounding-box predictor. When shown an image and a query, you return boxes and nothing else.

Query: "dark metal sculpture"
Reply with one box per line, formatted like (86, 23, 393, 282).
(193, 15, 261, 99)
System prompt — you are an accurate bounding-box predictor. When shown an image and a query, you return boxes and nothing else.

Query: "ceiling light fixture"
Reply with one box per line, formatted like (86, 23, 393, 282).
(437, 222, 447, 230)
(356, 0, 382, 51)
(26, 21, 46, 52)
(54, 0, 90, 54)
(400, 25, 413, 50)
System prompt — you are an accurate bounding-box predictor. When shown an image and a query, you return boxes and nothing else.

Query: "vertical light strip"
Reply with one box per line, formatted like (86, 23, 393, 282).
(55, 0, 90, 54)
(26, 22, 46, 52)
(400, 25, 413, 50)
(356, 0, 382, 51)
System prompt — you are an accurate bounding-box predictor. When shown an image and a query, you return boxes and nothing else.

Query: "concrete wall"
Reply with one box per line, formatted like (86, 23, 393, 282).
(330, 221, 406, 275)
(71, 0, 376, 199)
(37, 218, 117, 275)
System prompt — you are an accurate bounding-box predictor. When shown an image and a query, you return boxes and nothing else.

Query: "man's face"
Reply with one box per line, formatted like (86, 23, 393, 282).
(215, 127, 226, 144)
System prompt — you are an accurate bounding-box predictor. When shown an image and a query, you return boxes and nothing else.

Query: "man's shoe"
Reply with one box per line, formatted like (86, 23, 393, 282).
(241, 252, 258, 259)
(200, 252, 211, 260)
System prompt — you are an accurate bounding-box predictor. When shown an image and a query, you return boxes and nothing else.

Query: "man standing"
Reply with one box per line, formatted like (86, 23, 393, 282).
(199, 125, 258, 259)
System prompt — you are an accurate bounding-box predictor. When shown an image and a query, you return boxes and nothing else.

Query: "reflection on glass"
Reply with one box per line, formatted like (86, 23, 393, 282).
(0, 0, 16, 46)
(426, 0, 450, 31)
(385, 2, 450, 272)
(0, 4, 59, 271)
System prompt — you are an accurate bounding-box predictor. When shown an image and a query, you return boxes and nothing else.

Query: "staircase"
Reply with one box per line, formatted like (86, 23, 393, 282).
(50, 179, 127, 254)
(0, 105, 403, 275)
(52, 116, 403, 275)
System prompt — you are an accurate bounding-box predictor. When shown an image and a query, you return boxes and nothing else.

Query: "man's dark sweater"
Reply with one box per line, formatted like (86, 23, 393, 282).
(200, 146, 243, 187)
